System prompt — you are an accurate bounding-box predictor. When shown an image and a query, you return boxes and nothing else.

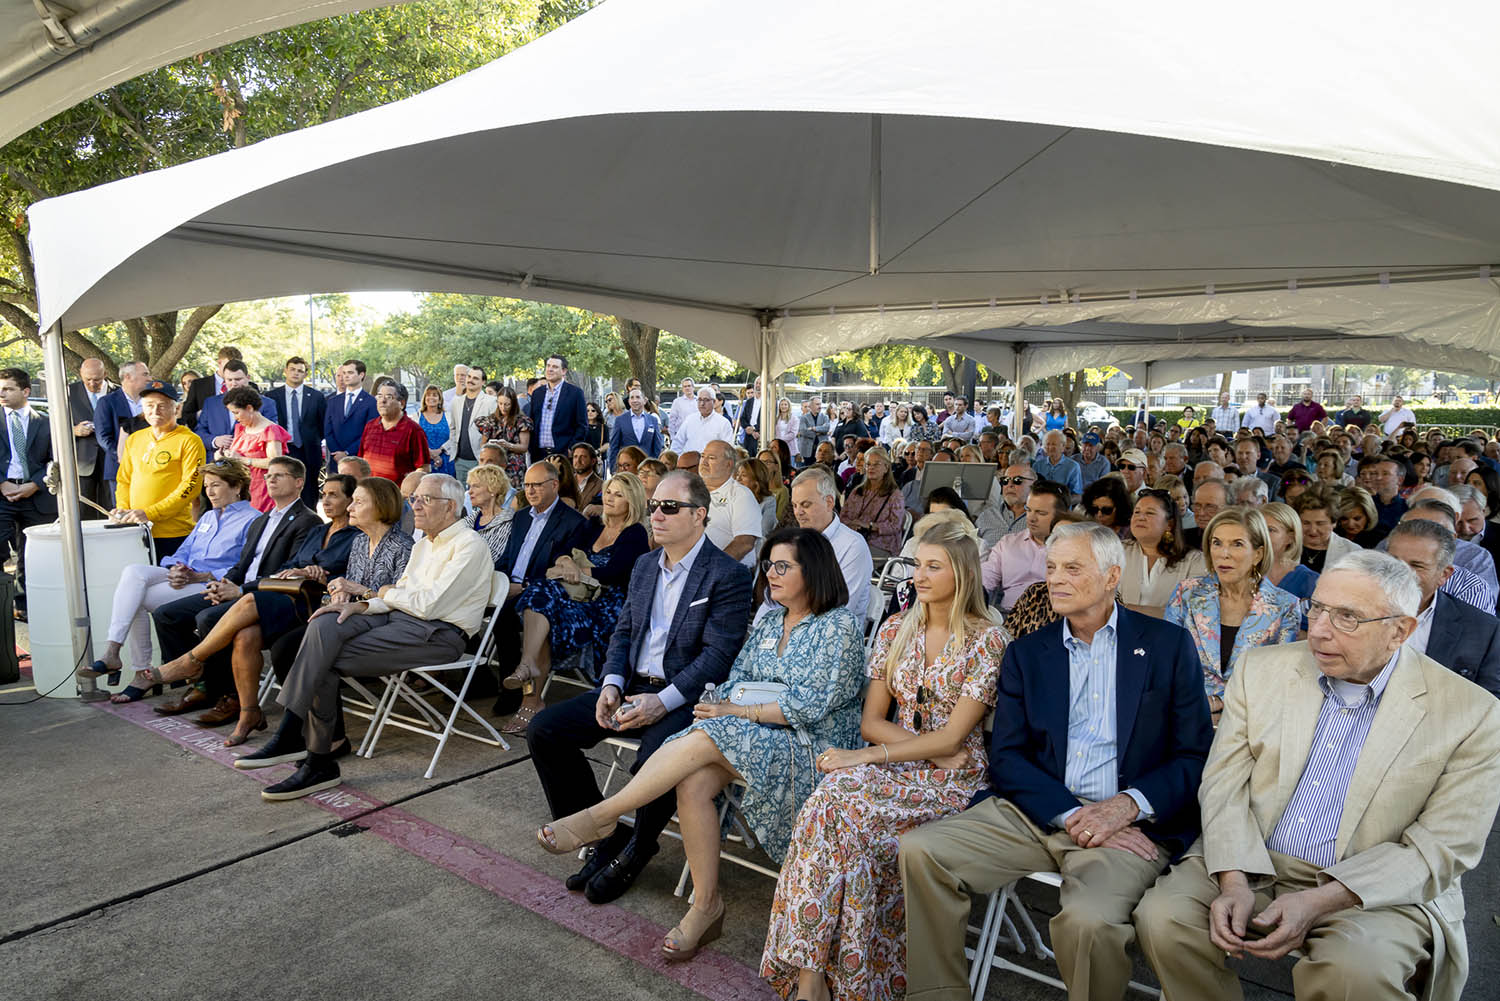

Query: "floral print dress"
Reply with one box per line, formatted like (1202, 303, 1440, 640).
(477, 413, 533, 489)
(760, 614, 1007, 1001)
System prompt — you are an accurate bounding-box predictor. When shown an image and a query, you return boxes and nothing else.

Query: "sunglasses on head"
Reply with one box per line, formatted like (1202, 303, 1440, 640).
(647, 499, 700, 516)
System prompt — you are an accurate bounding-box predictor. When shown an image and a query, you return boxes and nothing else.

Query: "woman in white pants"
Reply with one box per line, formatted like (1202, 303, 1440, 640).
(79, 459, 259, 682)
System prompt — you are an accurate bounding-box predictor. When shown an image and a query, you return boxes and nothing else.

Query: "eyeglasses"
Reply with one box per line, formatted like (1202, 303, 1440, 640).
(409, 493, 449, 507)
(999, 476, 1034, 486)
(522, 479, 553, 490)
(1306, 599, 1405, 634)
(647, 499, 701, 516)
(760, 559, 800, 576)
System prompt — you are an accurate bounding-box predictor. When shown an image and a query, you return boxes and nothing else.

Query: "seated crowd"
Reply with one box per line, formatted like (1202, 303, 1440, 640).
(66, 358, 1500, 1001)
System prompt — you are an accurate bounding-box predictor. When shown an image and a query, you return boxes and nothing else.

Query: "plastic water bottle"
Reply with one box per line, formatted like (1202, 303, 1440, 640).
(702, 682, 720, 705)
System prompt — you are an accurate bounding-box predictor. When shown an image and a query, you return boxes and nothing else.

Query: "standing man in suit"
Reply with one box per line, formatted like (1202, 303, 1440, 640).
(796, 396, 830, 466)
(265, 355, 326, 510)
(179, 346, 243, 433)
(1386, 519, 1500, 697)
(194, 359, 279, 455)
(322, 358, 377, 472)
(735, 377, 763, 450)
(0, 369, 57, 618)
(445, 364, 498, 485)
(149, 456, 322, 724)
(94, 359, 151, 503)
(526, 354, 588, 462)
(901, 521, 1213, 1001)
(606, 388, 662, 473)
(1135, 551, 1500, 1001)
(528, 470, 752, 904)
(68, 358, 109, 515)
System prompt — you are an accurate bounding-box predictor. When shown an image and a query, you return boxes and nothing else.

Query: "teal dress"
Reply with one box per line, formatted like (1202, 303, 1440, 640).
(418, 412, 455, 476)
(667, 605, 865, 863)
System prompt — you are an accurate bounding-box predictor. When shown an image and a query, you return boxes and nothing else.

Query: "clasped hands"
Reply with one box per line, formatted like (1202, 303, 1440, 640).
(594, 685, 666, 731)
(1063, 793, 1159, 861)
(1210, 872, 1355, 961)
(203, 579, 242, 604)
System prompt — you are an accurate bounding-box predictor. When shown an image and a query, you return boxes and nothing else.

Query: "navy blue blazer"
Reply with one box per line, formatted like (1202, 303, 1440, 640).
(1425, 590, 1500, 698)
(981, 606, 1213, 856)
(193, 393, 279, 453)
(0, 408, 56, 514)
(322, 389, 378, 469)
(602, 539, 752, 704)
(265, 384, 326, 457)
(92, 388, 148, 480)
(496, 500, 592, 578)
(526, 380, 588, 459)
(607, 411, 663, 471)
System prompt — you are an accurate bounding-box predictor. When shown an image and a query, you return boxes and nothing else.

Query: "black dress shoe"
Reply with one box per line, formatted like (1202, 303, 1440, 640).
(261, 754, 341, 801)
(566, 827, 630, 891)
(584, 838, 658, 905)
(234, 712, 308, 770)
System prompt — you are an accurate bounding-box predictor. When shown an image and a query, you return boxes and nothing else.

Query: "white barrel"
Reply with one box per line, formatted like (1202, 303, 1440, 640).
(26, 521, 153, 699)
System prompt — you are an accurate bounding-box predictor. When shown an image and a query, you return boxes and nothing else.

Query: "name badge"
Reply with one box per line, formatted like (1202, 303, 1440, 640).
(759, 633, 779, 651)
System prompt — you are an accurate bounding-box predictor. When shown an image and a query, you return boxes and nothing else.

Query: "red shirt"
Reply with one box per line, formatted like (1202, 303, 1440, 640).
(359, 415, 429, 483)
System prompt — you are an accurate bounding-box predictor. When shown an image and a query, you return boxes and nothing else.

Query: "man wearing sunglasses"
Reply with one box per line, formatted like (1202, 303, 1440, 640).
(528, 471, 752, 905)
(1137, 551, 1500, 1001)
(975, 462, 1034, 553)
(1116, 448, 1149, 497)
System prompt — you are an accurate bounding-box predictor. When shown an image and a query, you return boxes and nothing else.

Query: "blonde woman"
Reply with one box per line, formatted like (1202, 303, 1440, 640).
(504, 472, 652, 734)
(1261, 500, 1318, 611)
(762, 521, 1008, 1001)
(878, 404, 911, 446)
(467, 463, 515, 563)
(757, 448, 792, 526)
(774, 398, 799, 458)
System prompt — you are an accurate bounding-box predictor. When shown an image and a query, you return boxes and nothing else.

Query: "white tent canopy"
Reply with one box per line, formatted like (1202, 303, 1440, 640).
(0, 0, 400, 147)
(27, 0, 1500, 384)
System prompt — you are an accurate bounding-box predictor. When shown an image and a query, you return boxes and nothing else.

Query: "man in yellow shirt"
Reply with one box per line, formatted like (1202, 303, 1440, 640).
(111, 380, 204, 557)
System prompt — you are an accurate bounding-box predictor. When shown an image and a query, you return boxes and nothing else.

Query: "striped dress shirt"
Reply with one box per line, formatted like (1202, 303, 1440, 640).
(1267, 651, 1399, 867)
(1441, 564, 1492, 612)
(1053, 608, 1154, 827)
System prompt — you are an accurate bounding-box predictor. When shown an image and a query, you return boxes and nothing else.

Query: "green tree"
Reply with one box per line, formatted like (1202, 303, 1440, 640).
(1, 0, 585, 379)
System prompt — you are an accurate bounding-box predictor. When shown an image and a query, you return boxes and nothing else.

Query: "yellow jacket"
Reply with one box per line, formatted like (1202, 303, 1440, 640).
(115, 424, 204, 539)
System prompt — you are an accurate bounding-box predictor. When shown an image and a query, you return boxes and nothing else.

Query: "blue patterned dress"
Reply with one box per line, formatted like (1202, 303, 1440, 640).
(665, 606, 865, 863)
(512, 521, 650, 663)
(417, 411, 455, 476)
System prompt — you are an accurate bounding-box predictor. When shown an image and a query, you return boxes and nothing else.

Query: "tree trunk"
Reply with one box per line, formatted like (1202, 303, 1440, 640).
(1219, 370, 1233, 395)
(616, 317, 660, 401)
(1045, 370, 1088, 420)
(933, 349, 961, 394)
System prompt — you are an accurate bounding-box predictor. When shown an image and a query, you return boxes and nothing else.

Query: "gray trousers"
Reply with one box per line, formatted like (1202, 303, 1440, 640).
(276, 610, 467, 753)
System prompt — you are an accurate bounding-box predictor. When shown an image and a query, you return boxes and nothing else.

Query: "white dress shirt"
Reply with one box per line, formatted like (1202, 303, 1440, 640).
(1407, 596, 1438, 655)
(706, 477, 763, 568)
(676, 411, 735, 454)
(244, 501, 296, 581)
(364, 518, 493, 635)
(753, 515, 873, 626)
(3, 405, 34, 480)
(1243, 403, 1279, 435)
(668, 394, 698, 443)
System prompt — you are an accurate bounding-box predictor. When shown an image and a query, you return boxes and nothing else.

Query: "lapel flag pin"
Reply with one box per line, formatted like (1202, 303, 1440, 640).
(1134, 648, 1146, 657)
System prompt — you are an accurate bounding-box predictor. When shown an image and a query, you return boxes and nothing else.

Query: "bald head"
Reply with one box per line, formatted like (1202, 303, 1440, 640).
(79, 358, 106, 392)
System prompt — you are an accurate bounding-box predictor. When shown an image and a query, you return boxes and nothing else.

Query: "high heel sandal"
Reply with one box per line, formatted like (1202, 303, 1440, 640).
(223, 708, 268, 747)
(109, 682, 162, 704)
(503, 662, 540, 694)
(536, 808, 617, 855)
(661, 898, 725, 962)
(146, 651, 205, 686)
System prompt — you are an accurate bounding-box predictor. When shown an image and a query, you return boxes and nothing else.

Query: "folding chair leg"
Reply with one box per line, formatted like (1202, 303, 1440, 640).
(423, 663, 509, 779)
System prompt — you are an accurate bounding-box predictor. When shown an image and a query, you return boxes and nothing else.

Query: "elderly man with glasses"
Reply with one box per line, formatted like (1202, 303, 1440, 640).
(260, 473, 494, 800)
(527, 470, 752, 905)
(1136, 551, 1500, 1001)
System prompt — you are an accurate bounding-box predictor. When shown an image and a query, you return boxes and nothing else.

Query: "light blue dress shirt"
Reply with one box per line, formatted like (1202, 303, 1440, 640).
(509, 497, 557, 584)
(1052, 607, 1155, 828)
(160, 500, 260, 579)
(1032, 453, 1083, 495)
(601, 534, 706, 713)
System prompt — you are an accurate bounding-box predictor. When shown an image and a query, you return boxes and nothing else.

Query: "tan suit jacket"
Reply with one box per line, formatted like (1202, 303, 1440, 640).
(1193, 641, 1500, 1001)
(443, 391, 498, 462)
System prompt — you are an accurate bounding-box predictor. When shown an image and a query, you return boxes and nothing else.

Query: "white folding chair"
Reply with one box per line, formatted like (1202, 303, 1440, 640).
(357, 571, 512, 778)
(899, 509, 914, 544)
(863, 586, 886, 656)
(968, 871, 1161, 999)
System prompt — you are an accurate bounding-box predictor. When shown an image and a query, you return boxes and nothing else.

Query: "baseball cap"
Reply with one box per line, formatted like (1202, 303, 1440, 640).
(1119, 448, 1148, 468)
(139, 379, 179, 402)
(1082, 432, 1101, 445)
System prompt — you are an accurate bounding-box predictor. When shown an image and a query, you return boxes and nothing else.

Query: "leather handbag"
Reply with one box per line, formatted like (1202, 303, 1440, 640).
(256, 576, 327, 617)
(555, 548, 602, 602)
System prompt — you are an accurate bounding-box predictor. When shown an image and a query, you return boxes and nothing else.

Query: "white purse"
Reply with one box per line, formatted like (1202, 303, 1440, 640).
(725, 680, 788, 706)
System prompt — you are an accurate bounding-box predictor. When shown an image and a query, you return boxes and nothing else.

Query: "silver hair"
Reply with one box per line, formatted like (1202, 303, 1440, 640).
(1046, 520, 1126, 575)
(1446, 482, 1484, 510)
(1163, 442, 1188, 457)
(1388, 518, 1457, 571)
(1043, 429, 1065, 445)
(1012, 446, 1036, 465)
(1408, 484, 1460, 516)
(1193, 477, 1230, 501)
(1325, 549, 1421, 617)
(424, 473, 466, 507)
(1230, 476, 1269, 503)
(695, 386, 716, 400)
(793, 465, 840, 502)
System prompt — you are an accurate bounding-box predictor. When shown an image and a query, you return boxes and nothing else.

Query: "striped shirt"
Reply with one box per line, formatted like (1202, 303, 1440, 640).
(1266, 651, 1399, 867)
(1441, 565, 1493, 613)
(1053, 607, 1153, 827)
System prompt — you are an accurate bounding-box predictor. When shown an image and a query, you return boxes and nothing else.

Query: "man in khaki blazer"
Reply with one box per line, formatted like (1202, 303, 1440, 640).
(444, 365, 498, 484)
(1135, 550, 1500, 1001)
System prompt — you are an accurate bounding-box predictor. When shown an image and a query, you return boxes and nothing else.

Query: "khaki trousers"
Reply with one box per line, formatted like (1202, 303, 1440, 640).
(900, 796, 1170, 1001)
(1134, 852, 1432, 1001)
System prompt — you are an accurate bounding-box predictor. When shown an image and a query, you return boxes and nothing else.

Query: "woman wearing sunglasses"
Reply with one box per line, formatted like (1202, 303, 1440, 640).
(762, 520, 1006, 1001)
(1081, 475, 1133, 539)
(534, 528, 863, 963)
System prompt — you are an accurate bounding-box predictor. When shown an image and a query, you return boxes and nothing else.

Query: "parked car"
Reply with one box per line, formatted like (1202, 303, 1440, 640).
(1075, 401, 1120, 430)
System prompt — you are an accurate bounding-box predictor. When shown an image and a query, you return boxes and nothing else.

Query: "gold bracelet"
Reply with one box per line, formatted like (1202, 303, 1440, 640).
(881, 743, 890, 764)
(752, 705, 762, 724)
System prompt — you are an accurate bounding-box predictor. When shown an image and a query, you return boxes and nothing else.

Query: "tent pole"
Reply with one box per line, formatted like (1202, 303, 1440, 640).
(1011, 346, 1024, 439)
(307, 294, 317, 380)
(868, 114, 882, 275)
(41, 321, 94, 697)
(759, 315, 776, 448)
(1143, 361, 1154, 430)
